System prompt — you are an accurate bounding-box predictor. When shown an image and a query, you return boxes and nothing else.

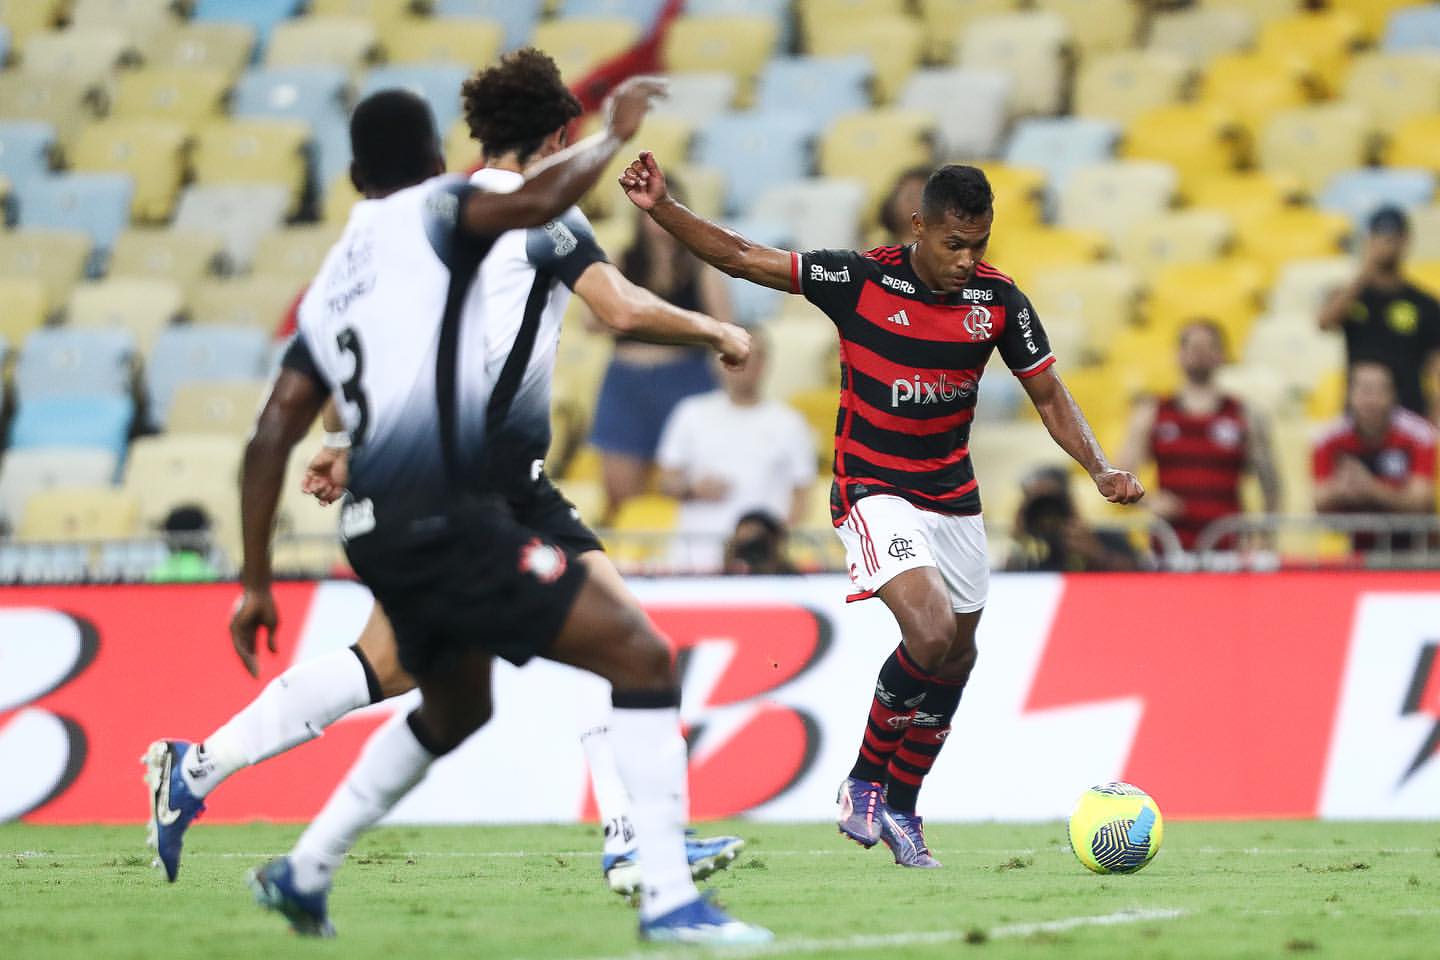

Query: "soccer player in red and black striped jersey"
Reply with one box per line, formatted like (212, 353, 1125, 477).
(621, 155, 1144, 867)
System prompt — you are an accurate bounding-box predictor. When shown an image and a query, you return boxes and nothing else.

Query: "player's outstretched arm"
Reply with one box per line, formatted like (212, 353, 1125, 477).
(620, 151, 795, 292)
(573, 261, 750, 366)
(1022, 367, 1145, 505)
(461, 76, 666, 236)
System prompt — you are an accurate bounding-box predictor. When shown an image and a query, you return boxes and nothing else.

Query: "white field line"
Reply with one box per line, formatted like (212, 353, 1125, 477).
(567, 908, 1187, 960)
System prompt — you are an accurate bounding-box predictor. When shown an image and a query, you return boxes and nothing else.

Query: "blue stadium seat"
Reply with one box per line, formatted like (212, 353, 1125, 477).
(16, 327, 135, 400)
(232, 65, 348, 129)
(9, 395, 134, 460)
(722, 217, 789, 324)
(146, 325, 271, 428)
(434, 0, 542, 50)
(1318, 168, 1438, 229)
(1384, 5, 1440, 51)
(15, 173, 134, 258)
(1004, 117, 1121, 209)
(192, 0, 302, 57)
(694, 111, 813, 214)
(359, 64, 470, 143)
(756, 57, 872, 137)
(559, 0, 668, 27)
(0, 121, 55, 187)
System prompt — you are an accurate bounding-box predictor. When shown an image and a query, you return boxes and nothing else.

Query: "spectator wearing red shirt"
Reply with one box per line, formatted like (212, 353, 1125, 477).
(1314, 360, 1437, 548)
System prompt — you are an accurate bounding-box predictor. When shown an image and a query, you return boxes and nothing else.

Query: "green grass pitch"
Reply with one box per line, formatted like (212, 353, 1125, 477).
(3, 821, 1437, 959)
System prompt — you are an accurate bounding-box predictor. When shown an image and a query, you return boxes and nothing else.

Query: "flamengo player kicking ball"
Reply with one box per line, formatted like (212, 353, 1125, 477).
(620, 154, 1145, 867)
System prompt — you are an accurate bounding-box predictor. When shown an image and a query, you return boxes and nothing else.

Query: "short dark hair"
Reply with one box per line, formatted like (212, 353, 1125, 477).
(920, 164, 993, 223)
(462, 48, 583, 163)
(1368, 204, 1409, 237)
(349, 89, 441, 193)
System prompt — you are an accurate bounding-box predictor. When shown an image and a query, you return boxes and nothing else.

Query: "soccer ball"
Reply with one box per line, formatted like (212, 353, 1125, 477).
(1067, 781, 1163, 875)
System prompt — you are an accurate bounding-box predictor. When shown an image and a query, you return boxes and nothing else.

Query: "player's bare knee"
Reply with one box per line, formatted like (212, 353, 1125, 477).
(902, 620, 958, 673)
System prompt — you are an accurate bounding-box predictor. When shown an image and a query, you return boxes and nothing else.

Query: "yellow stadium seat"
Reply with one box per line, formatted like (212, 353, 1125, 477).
(1258, 103, 1373, 195)
(1344, 53, 1440, 137)
(1122, 103, 1243, 197)
(1025, 262, 1141, 364)
(1383, 115, 1440, 174)
(68, 278, 183, 352)
(662, 16, 777, 102)
(668, 164, 726, 220)
(1183, 171, 1304, 223)
(1033, 0, 1139, 59)
(959, 12, 1069, 117)
(1233, 206, 1351, 281)
(109, 229, 224, 295)
(1200, 0, 1300, 23)
(1411, 260, 1440, 300)
(1306, 366, 1346, 420)
(1257, 11, 1364, 97)
(143, 23, 256, 78)
(192, 119, 310, 215)
(1145, 258, 1266, 349)
(252, 226, 343, 283)
(530, 18, 639, 83)
(785, 386, 839, 469)
(1329, 0, 1418, 41)
(563, 445, 603, 484)
(71, 119, 188, 222)
(1199, 51, 1318, 146)
(579, 115, 694, 220)
(190, 277, 300, 330)
(265, 16, 378, 70)
(917, 0, 1016, 63)
(1074, 50, 1191, 125)
(1118, 210, 1234, 279)
(20, 28, 131, 87)
(1146, 5, 1256, 63)
(111, 67, 230, 128)
(0, 0, 65, 46)
(324, 171, 364, 224)
(166, 380, 268, 437)
(611, 493, 680, 533)
(986, 226, 1107, 288)
(809, 16, 923, 104)
(975, 164, 1045, 228)
(796, 0, 904, 48)
(0, 277, 49, 345)
(69, 0, 178, 30)
(0, 76, 98, 151)
(0, 230, 92, 313)
(122, 433, 243, 554)
(818, 109, 933, 221)
(18, 487, 139, 543)
(311, 0, 416, 29)
(384, 16, 502, 67)
(1057, 161, 1177, 245)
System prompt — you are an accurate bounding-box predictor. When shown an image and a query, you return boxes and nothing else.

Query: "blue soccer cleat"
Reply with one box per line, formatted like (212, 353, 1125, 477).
(836, 777, 884, 848)
(247, 857, 336, 938)
(878, 805, 942, 868)
(605, 832, 747, 895)
(639, 893, 773, 945)
(142, 739, 206, 882)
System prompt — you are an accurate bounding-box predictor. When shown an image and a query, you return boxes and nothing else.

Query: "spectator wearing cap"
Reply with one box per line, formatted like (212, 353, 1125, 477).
(1319, 205, 1440, 422)
(1004, 466, 1141, 572)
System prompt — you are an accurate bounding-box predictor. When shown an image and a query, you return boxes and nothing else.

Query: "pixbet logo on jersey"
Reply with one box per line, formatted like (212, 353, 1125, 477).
(890, 372, 975, 407)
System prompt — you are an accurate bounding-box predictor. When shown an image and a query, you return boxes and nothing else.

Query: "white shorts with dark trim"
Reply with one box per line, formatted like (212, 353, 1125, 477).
(835, 494, 989, 613)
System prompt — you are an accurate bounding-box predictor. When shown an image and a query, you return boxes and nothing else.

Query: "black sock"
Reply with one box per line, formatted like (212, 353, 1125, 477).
(848, 643, 933, 783)
(885, 678, 965, 813)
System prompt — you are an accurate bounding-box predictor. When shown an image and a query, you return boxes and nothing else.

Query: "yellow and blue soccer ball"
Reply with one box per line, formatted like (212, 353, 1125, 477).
(1067, 782, 1163, 874)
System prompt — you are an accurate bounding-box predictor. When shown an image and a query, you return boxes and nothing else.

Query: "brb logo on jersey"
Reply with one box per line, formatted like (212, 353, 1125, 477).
(963, 305, 993, 341)
(890, 373, 976, 407)
(881, 275, 915, 294)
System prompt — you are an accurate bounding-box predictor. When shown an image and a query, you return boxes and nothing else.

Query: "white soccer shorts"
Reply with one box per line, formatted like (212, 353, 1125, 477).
(835, 494, 989, 613)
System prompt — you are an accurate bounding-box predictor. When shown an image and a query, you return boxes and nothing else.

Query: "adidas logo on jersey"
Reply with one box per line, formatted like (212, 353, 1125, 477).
(887, 309, 910, 326)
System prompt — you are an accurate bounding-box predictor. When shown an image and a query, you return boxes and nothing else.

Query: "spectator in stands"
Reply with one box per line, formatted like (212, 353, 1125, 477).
(1119, 320, 1280, 551)
(879, 166, 931, 247)
(148, 505, 218, 583)
(590, 178, 736, 521)
(722, 510, 797, 576)
(1319, 205, 1440, 422)
(1005, 466, 1139, 572)
(1314, 360, 1437, 550)
(656, 329, 816, 572)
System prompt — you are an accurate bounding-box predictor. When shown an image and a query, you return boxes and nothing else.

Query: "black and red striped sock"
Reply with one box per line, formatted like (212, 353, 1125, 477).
(885, 677, 965, 813)
(848, 644, 933, 784)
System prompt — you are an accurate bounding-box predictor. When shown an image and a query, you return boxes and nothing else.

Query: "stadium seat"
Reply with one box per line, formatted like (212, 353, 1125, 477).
(71, 120, 188, 221)
(818, 109, 933, 220)
(786, 387, 839, 468)
(15, 173, 134, 258)
(1003, 117, 1120, 210)
(232, 65, 348, 130)
(8, 395, 134, 459)
(0, 0, 65, 47)
(1329, 0, 1414, 41)
(1234, 207, 1352, 281)
(122, 433, 244, 552)
(1342, 53, 1440, 136)
(323, 169, 363, 224)
(0, 121, 55, 188)
(1409, 258, 1440, 298)
(1185, 171, 1303, 225)
(915, 0, 1015, 63)
(20, 28, 131, 88)
(143, 22, 256, 78)
(1383, 5, 1440, 52)
(109, 229, 225, 295)
(1199, 52, 1318, 147)
(0, 76, 99, 152)
(1383, 115, 1440, 174)
(1073, 51, 1191, 126)
(1056, 161, 1177, 245)
(1318, 168, 1436, 230)
(650, 73, 738, 126)
(172, 183, 292, 269)
(0, 278, 48, 345)
(1025, 262, 1141, 363)
(67, 278, 183, 352)
(359, 64, 470, 137)
(1245, 315, 1344, 400)
(69, 0, 178, 30)
(560, 0, 670, 27)
(530, 18, 639, 82)
(191, 0, 301, 54)
(0, 448, 119, 533)
(795, 0, 903, 46)
(1268, 257, 1356, 316)
(1257, 11, 1364, 97)
(310, 0, 416, 29)
(1145, 258, 1267, 348)
(0, 229, 91, 312)
(763, 302, 841, 401)
(146, 326, 271, 428)
(192, 119, 310, 215)
(17, 487, 140, 543)
(165, 380, 269, 437)
(1147, 5, 1257, 63)
(958, 12, 1069, 118)
(385, 17, 502, 74)
(266, 16, 378, 71)
(581, 115, 693, 219)
(749, 177, 867, 253)
(808, 16, 923, 106)
(985, 226, 1107, 288)
(1121, 103, 1244, 196)
(722, 217, 788, 323)
(252, 225, 341, 283)
(1033, 0, 1139, 58)
(899, 68, 1011, 161)
(694, 110, 813, 214)
(756, 56, 872, 137)
(1258, 103, 1373, 195)
(664, 17, 780, 101)
(111, 68, 231, 128)
(1118, 210, 1234, 279)
(434, 0, 541, 51)
(1201, 0, 1301, 22)
(1407, 204, 1440, 260)
(189, 276, 299, 330)
(975, 163, 1046, 227)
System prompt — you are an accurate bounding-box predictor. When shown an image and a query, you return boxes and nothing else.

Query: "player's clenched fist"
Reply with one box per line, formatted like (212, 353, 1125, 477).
(603, 76, 668, 142)
(714, 321, 751, 369)
(1094, 468, 1145, 504)
(619, 150, 669, 211)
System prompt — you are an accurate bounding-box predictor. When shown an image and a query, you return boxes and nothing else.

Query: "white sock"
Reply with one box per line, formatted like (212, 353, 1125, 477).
(580, 724, 636, 857)
(609, 703, 697, 920)
(183, 648, 374, 799)
(288, 710, 433, 894)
